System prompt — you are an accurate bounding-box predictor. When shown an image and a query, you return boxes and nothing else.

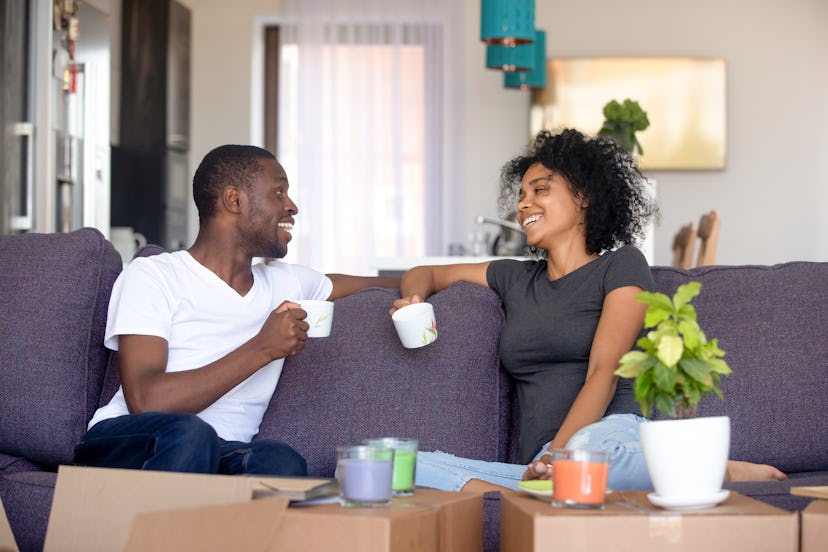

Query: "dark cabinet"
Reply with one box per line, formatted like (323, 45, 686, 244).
(111, 0, 190, 249)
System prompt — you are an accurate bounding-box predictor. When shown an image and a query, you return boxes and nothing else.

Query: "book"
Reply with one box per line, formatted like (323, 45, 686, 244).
(252, 476, 339, 502)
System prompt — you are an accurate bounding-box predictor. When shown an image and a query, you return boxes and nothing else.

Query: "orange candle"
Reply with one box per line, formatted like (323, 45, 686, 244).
(550, 449, 610, 508)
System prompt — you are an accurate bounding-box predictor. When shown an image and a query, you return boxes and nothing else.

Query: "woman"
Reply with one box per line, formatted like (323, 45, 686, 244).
(391, 129, 786, 492)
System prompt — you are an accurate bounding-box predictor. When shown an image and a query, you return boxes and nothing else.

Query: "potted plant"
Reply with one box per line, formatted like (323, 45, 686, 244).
(615, 281, 733, 509)
(597, 98, 650, 155)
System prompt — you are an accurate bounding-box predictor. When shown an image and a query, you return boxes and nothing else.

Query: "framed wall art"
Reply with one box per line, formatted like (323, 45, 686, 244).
(530, 57, 727, 170)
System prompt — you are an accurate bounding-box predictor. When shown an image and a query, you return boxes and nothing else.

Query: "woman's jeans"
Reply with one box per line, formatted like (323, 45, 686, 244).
(416, 413, 652, 492)
(73, 412, 307, 476)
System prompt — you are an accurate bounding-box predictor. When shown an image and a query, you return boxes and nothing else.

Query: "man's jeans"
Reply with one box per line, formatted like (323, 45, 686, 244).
(73, 412, 307, 476)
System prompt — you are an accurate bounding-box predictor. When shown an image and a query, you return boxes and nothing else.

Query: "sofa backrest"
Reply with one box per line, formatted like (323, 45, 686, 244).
(0, 228, 122, 468)
(257, 282, 511, 477)
(651, 262, 828, 473)
(97, 243, 167, 407)
(90, 244, 828, 476)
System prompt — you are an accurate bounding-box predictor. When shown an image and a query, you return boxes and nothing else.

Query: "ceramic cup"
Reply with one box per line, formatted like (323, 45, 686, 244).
(298, 300, 334, 338)
(110, 226, 146, 266)
(391, 302, 437, 349)
(550, 449, 610, 509)
(363, 438, 418, 496)
(336, 445, 395, 507)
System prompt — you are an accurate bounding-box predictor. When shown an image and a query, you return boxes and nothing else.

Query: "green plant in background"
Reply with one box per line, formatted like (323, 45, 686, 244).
(614, 281, 731, 419)
(598, 98, 650, 155)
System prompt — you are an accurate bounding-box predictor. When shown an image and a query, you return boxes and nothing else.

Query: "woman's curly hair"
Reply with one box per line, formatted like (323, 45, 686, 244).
(499, 128, 657, 255)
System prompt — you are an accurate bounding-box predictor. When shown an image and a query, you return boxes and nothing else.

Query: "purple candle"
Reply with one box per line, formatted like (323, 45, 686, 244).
(337, 446, 394, 507)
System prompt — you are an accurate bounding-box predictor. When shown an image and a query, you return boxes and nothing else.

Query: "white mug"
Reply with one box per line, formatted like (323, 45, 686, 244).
(299, 300, 334, 338)
(110, 227, 147, 265)
(392, 302, 438, 349)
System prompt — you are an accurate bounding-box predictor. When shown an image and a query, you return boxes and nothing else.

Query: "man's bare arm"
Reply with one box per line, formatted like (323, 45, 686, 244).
(119, 301, 308, 414)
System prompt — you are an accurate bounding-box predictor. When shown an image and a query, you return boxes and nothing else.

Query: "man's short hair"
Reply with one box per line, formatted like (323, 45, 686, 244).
(192, 145, 276, 223)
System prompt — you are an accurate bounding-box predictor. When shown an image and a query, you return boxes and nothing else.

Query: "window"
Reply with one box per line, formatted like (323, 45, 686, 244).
(264, 4, 459, 275)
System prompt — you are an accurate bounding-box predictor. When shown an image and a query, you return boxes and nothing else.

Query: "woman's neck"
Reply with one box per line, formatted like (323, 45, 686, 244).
(544, 240, 598, 281)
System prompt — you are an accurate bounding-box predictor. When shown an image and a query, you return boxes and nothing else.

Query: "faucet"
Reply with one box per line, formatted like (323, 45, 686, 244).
(475, 215, 528, 256)
(475, 215, 524, 233)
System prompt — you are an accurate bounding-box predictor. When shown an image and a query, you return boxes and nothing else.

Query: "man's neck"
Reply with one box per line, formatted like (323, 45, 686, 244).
(188, 233, 256, 296)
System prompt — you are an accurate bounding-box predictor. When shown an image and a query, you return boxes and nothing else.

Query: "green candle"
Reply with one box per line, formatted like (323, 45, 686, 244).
(392, 449, 416, 492)
(364, 438, 418, 496)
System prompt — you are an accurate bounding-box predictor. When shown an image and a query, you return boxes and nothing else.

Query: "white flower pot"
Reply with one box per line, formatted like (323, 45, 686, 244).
(639, 416, 730, 502)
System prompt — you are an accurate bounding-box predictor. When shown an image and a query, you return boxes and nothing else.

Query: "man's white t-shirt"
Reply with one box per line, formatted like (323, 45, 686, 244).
(87, 251, 333, 442)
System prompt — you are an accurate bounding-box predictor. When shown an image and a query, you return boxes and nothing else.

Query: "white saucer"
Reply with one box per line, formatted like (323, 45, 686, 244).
(647, 489, 730, 510)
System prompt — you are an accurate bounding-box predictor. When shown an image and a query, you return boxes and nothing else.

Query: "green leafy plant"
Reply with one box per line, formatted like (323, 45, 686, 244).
(597, 98, 650, 155)
(614, 281, 731, 419)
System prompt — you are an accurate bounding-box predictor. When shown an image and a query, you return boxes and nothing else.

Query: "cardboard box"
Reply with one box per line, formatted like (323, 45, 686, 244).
(44, 465, 288, 551)
(123, 496, 290, 551)
(269, 488, 481, 552)
(43, 466, 448, 552)
(0, 496, 19, 552)
(271, 499, 439, 551)
(801, 499, 828, 552)
(500, 490, 798, 552)
(395, 489, 483, 552)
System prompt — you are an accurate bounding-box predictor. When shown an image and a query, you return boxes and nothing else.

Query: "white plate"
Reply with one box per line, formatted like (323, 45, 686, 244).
(647, 489, 730, 510)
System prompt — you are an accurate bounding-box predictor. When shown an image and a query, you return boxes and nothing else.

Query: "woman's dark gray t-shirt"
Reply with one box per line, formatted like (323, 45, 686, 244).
(486, 245, 654, 463)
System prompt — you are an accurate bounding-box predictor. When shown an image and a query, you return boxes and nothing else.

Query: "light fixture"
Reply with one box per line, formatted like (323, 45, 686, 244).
(480, 0, 535, 46)
(504, 29, 546, 89)
(485, 43, 533, 71)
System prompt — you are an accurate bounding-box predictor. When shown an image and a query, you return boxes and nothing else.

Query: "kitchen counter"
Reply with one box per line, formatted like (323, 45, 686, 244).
(372, 238, 655, 277)
(371, 256, 527, 277)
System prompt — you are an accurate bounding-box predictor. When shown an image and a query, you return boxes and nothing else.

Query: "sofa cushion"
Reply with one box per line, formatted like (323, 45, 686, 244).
(0, 228, 122, 468)
(651, 262, 828, 473)
(0, 471, 57, 552)
(0, 454, 41, 474)
(257, 282, 510, 477)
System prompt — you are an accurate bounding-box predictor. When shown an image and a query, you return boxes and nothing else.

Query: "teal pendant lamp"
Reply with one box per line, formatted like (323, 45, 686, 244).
(481, 0, 535, 46)
(504, 29, 546, 89)
(486, 42, 534, 71)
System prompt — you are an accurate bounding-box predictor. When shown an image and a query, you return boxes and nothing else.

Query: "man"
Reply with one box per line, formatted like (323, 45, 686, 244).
(74, 145, 399, 476)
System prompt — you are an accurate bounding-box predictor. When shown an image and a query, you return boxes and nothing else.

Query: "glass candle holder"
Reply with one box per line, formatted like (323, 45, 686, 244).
(550, 449, 610, 510)
(364, 438, 418, 496)
(336, 445, 394, 507)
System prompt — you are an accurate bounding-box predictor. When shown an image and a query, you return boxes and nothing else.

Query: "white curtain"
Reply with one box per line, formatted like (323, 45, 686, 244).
(277, 0, 463, 275)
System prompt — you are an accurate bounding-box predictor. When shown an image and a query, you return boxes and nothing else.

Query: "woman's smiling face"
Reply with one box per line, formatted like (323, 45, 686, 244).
(516, 163, 586, 250)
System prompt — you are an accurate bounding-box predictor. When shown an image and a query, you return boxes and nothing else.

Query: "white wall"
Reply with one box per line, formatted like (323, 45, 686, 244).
(178, 0, 281, 241)
(531, 0, 828, 265)
(185, 0, 828, 265)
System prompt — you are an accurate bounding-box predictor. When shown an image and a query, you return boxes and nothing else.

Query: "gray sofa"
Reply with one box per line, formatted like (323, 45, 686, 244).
(1, 227, 826, 552)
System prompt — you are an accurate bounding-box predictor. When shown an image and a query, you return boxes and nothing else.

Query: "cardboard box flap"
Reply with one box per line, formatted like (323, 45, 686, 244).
(44, 466, 258, 552)
(0, 496, 19, 552)
(791, 486, 828, 500)
(802, 499, 828, 552)
(123, 495, 289, 552)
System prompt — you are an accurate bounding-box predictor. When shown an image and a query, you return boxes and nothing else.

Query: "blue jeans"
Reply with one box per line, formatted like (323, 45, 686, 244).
(73, 412, 307, 476)
(416, 413, 652, 491)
